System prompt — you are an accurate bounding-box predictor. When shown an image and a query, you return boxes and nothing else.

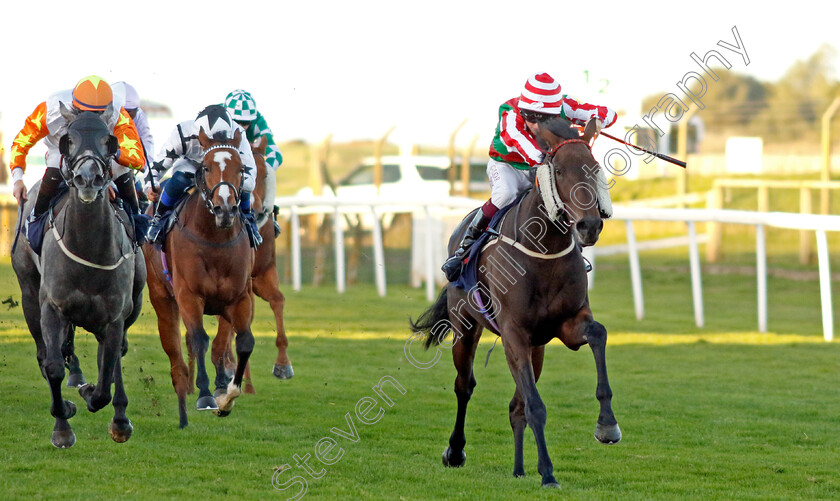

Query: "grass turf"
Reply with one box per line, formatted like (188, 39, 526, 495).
(0, 256, 838, 500)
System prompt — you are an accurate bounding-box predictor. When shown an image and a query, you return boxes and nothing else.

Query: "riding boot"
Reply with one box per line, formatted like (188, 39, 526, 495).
(146, 171, 192, 246)
(147, 204, 171, 246)
(25, 167, 64, 254)
(239, 191, 263, 248)
(441, 210, 492, 282)
(114, 172, 149, 245)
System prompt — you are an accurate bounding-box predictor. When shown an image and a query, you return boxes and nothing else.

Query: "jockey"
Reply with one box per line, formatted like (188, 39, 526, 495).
(224, 89, 283, 237)
(145, 104, 262, 247)
(442, 72, 617, 282)
(9, 75, 146, 247)
(223, 90, 283, 170)
(112, 81, 155, 211)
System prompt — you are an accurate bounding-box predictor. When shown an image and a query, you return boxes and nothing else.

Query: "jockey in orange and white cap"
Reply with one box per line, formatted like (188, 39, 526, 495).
(9, 75, 147, 247)
(442, 72, 617, 282)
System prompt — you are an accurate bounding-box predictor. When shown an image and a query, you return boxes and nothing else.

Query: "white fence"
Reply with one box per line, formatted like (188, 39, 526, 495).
(274, 197, 839, 342)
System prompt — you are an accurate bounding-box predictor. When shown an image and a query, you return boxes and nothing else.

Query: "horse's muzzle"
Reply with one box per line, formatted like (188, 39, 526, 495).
(575, 217, 603, 246)
(73, 164, 107, 203)
(213, 205, 238, 229)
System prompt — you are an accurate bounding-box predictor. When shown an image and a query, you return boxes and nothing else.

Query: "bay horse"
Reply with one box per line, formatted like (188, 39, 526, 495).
(410, 119, 620, 488)
(142, 127, 255, 428)
(199, 135, 292, 395)
(12, 104, 147, 448)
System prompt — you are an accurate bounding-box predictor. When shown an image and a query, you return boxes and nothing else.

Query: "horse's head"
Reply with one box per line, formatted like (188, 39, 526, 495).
(534, 118, 604, 246)
(250, 135, 268, 215)
(58, 102, 119, 203)
(197, 127, 244, 229)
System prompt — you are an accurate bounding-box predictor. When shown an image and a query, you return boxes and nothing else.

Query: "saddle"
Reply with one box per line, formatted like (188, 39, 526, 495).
(452, 193, 527, 292)
(20, 185, 137, 256)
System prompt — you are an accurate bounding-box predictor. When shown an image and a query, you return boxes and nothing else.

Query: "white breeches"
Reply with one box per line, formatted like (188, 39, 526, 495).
(487, 158, 532, 209)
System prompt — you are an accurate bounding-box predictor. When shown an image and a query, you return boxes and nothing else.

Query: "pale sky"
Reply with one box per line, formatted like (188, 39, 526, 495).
(1, 0, 837, 155)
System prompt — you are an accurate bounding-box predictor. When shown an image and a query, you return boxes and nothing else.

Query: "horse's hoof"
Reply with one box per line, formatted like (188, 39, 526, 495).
(513, 469, 525, 478)
(215, 408, 232, 418)
(109, 419, 133, 443)
(63, 400, 77, 419)
(244, 382, 255, 395)
(213, 388, 227, 398)
(51, 429, 76, 449)
(442, 446, 466, 468)
(196, 395, 218, 411)
(542, 481, 561, 489)
(594, 422, 622, 444)
(66, 372, 86, 388)
(273, 364, 294, 380)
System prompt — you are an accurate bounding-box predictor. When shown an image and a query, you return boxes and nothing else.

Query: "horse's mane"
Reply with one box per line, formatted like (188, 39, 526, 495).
(542, 117, 581, 140)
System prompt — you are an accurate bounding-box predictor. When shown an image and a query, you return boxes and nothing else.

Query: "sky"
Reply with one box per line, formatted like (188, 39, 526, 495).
(1, 0, 837, 156)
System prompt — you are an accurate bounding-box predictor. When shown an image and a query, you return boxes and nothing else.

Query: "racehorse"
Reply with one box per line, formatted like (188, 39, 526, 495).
(410, 119, 621, 488)
(12, 104, 146, 448)
(198, 135, 292, 394)
(142, 127, 255, 428)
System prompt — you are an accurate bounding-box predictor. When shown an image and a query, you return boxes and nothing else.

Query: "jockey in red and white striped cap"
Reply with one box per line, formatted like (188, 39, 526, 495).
(442, 72, 616, 282)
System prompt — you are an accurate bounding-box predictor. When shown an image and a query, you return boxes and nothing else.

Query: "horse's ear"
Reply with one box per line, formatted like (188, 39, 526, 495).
(198, 127, 211, 149)
(232, 128, 242, 146)
(255, 135, 267, 155)
(59, 134, 71, 156)
(102, 103, 116, 124)
(59, 102, 76, 123)
(582, 118, 602, 144)
(107, 135, 119, 156)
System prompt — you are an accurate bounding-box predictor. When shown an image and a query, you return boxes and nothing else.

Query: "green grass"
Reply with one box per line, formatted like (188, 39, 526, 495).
(0, 255, 839, 500)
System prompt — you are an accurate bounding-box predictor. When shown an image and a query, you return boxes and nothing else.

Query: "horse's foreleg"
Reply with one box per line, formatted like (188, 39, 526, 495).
(504, 333, 558, 488)
(40, 302, 76, 448)
(587, 320, 621, 444)
(509, 345, 545, 478)
(212, 317, 235, 397)
(108, 355, 133, 443)
(215, 294, 254, 417)
(180, 299, 216, 412)
(253, 268, 293, 379)
(442, 320, 481, 469)
(78, 321, 122, 413)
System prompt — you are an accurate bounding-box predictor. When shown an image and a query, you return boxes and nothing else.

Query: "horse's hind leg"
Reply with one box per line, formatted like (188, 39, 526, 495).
(78, 321, 123, 413)
(153, 294, 190, 427)
(108, 355, 133, 443)
(509, 345, 545, 478)
(442, 319, 481, 468)
(253, 268, 293, 380)
(40, 302, 77, 448)
(63, 326, 85, 387)
(504, 331, 559, 488)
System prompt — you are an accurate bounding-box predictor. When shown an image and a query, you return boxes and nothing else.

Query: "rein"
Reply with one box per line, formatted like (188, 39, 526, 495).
(49, 199, 135, 271)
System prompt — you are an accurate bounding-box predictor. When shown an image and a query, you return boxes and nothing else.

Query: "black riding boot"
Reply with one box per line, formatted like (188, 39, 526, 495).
(25, 167, 64, 254)
(114, 172, 148, 245)
(441, 210, 491, 282)
(33, 167, 64, 218)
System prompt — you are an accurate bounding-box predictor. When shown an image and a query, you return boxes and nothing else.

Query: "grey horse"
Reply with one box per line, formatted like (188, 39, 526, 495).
(12, 104, 146, 448)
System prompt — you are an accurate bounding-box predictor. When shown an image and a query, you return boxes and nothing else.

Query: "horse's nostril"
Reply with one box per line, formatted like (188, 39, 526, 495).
(94, 175, 105, 187)
(598, 220, 604, 231)
(73, 175, 84, 186)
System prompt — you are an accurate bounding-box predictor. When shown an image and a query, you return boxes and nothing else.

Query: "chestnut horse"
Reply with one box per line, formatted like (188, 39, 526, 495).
(204, 135, 292, 394)
(143, 128, 255, 428)
(410, 119, 620, 488)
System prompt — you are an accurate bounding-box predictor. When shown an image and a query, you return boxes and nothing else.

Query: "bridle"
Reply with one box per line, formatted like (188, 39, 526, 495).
(195, 143, 244, 215)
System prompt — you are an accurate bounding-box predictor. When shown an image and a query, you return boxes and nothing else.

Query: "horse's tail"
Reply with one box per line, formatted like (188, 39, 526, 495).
(409, 287, 450, 349)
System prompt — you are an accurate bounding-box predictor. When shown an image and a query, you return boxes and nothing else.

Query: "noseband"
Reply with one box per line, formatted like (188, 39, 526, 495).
(196, 143, 243, 214)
